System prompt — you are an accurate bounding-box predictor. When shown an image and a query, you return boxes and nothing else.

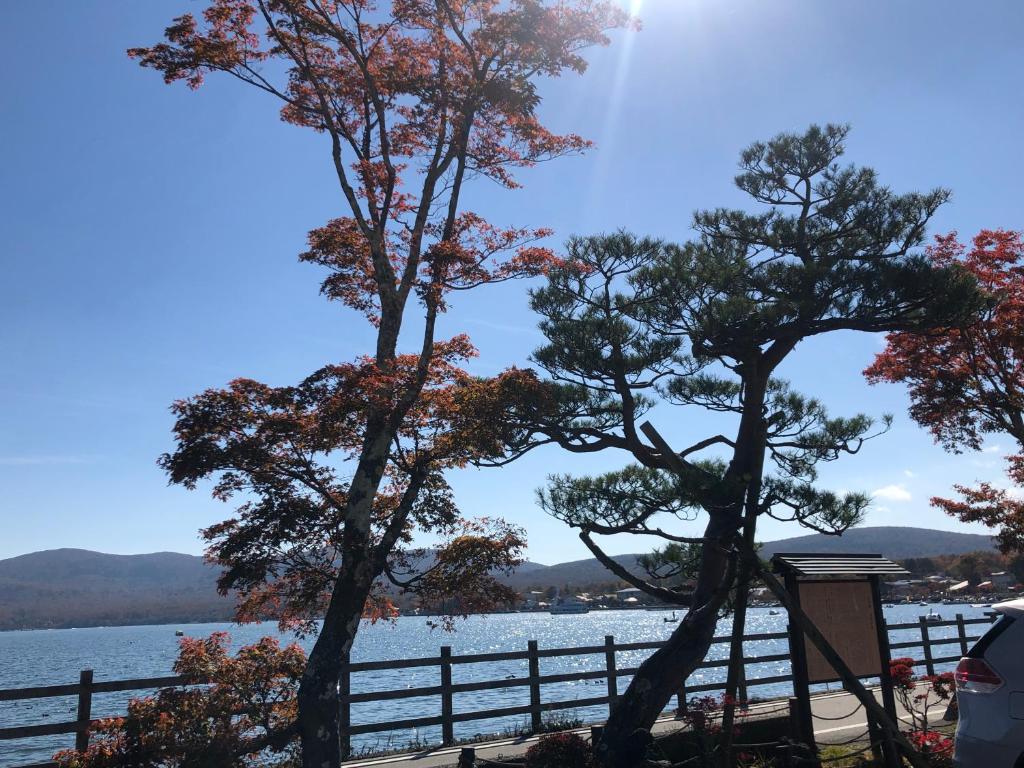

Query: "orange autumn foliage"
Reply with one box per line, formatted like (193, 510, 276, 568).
(129, 2, 630, 760)
(867, 230, 1024, 553)
(55, 633, 305, 768)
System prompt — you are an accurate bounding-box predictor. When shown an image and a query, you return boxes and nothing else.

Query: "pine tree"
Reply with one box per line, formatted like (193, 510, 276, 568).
(519, 124, 982, 765)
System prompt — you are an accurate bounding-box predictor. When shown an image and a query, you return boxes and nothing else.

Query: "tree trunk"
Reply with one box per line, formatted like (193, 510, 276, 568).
(596, 521, 736, 768)
(298, 567, 374, 768)
(719, 453, 765, 764)
(600, 381, 770, 768)
(597, 601, 724, 767)
(717, 564, 751, 766)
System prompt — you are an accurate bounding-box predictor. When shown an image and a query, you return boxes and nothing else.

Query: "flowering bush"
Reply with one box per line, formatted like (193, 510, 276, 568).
(908, 730, 954, 768)
(678, 694, 747, 737)
(524, 732, 595, 768)
(890, 657, 917, 691)
(54, 633, 304, 768)
(677, 694, 750, 763)
(889, 657, 955, 766)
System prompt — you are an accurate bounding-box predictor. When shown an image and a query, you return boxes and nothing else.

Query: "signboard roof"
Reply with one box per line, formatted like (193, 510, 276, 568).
(771, 552, 908, 577)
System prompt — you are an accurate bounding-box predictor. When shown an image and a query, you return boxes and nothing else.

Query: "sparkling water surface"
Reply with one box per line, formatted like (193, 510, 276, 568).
(0, 603, 993, 765)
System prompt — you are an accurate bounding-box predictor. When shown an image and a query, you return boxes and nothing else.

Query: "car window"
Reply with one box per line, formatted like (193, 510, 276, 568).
(967, 614, 1016, 658)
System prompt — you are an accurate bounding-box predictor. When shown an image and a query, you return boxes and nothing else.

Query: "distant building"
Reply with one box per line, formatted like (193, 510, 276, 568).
(520, 592, 543, 608)
(990, 572, 1013, 589)
(885, 579, 924, 595)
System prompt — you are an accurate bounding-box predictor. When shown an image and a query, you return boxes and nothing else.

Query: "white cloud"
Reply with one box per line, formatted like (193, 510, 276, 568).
(903, 469, 915, 478)
(872, 484, 912, 502)
(984, 444, 1003, 454)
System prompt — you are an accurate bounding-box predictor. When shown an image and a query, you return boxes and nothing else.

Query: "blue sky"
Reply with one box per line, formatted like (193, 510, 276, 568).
(2, 1, 1023, 564)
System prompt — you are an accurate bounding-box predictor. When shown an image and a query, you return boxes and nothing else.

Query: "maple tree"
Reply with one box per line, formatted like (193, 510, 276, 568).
(867, 230, 1024, 553)
(130, 2, 628, 765)
(512, 124, 982, 766)
(55, 633, 305, 768)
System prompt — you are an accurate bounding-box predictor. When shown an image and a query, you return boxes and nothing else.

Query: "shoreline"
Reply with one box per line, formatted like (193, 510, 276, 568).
(0, 595, 1008, 633)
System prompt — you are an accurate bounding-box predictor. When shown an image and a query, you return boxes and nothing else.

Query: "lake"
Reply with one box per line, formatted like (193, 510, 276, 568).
(0, 603, 992, 766)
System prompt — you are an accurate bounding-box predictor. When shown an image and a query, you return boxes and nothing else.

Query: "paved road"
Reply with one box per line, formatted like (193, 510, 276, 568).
(341, 685, 952, 768)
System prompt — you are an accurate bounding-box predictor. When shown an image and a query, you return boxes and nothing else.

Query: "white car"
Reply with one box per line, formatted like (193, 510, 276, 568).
(954, 598, 1024, 767)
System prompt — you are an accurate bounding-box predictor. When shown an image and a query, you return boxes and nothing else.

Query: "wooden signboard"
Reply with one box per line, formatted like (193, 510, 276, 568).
(799, 580, 882, 683)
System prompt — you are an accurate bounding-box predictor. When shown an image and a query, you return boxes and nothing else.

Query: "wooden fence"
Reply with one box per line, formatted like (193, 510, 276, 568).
(0, 613, 993, 767)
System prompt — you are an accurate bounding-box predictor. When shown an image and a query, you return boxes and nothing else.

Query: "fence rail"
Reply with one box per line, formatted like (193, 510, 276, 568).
(0, 613, 993, 767)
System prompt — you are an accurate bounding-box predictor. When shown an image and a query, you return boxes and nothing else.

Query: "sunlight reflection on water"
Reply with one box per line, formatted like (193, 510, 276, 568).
(0, 604, 991, 764)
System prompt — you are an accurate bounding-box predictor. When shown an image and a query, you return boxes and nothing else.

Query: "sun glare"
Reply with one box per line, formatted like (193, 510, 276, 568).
(599, 0, 643, 146)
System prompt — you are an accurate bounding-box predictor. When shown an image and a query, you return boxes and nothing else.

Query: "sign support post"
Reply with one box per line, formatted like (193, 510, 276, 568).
(784, 569, 816, 754)
(870, 574, 901, 768)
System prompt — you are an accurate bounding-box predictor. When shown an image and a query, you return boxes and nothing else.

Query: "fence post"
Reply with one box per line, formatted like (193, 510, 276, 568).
(528, 640, 542, 733)
(458, 746, 476, 767)
(918, 617, 935, 676)
(956, 613, 969, 656)
(75, 669, 93, 753)
(339, 653, 351, 760)
(738, 659, 748, 709)
(441, 646, 455, 746)
(603, 635, 618, 712)
(675, 676, 687, 715)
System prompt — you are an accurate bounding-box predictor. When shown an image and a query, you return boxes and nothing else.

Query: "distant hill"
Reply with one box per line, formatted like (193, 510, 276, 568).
(0, 527, 997, 630)
(503, 554, 647, 592)
(757, 526, 996, 560)
(503, 527, 997, 592)
(0, 549, 232, 631)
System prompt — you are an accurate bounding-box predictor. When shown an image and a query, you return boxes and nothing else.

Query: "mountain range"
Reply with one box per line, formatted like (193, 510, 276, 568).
(503, 526, 997, 591)
(0, 526, 996, 631)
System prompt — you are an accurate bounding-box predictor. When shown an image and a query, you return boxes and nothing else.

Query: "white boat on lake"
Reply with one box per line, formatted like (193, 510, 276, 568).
(549, 597, 590, 615)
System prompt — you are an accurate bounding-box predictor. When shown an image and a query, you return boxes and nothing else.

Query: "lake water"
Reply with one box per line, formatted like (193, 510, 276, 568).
(0, 604, 992, 766)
